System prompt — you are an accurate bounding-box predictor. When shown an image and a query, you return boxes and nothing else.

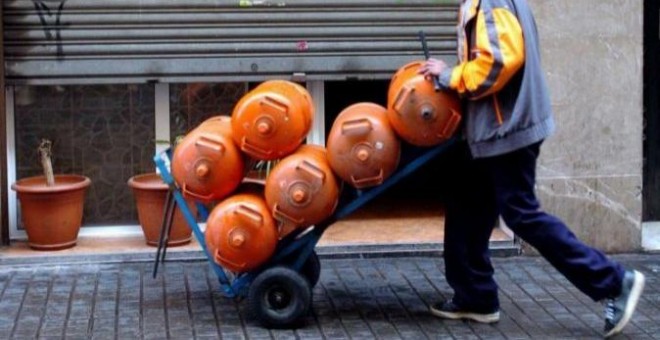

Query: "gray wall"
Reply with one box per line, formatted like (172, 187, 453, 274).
(529, 0, 643, 252)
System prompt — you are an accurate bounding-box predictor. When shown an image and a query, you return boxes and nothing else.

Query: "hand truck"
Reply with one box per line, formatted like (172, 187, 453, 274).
(152, 139, 454, 328)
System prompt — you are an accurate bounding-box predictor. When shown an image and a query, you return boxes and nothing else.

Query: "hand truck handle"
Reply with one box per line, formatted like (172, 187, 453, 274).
(418, 30, 442, 92)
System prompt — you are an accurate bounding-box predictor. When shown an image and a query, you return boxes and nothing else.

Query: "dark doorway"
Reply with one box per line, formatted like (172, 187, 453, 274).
(324, 80, 390, 131)
(644, 0, 660, 221)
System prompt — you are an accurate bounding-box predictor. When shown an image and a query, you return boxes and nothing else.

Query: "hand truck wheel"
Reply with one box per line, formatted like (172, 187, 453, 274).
(248, 266, 311, 328)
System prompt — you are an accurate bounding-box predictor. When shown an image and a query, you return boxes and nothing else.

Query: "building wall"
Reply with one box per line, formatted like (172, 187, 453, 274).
(529, 0, 643, 252)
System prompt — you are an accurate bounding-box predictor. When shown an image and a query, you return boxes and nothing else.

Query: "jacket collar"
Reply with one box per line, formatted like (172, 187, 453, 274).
(462, 0, 480, 25)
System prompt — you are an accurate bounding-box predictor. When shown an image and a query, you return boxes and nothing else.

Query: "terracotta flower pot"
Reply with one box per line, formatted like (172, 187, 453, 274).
(11, 174, 91, 250)
(128, 173, 194, 247)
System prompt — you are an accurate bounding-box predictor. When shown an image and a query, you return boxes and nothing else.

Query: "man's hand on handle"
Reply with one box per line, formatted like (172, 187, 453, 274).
(418, 58, 448, 78)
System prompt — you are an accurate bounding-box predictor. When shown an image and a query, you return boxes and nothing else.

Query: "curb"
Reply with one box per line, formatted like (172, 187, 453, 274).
(0, 241, 519, 268)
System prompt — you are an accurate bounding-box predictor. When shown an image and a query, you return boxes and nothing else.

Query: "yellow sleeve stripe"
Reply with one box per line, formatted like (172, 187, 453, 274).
(447, 7, 525, 100)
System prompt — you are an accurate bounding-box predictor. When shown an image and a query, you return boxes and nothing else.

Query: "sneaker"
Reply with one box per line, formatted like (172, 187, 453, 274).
(430, 300, 500, 323)
(604, 270, 645, 338)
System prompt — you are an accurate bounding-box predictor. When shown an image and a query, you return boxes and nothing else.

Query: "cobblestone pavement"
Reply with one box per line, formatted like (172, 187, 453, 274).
(0, 254, 658, 339)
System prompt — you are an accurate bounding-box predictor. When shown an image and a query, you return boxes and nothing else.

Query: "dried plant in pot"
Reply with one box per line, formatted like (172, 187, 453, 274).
(10, 139, 91, 250)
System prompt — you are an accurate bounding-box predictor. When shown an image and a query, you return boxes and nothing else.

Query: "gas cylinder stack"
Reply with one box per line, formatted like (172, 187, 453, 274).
(172, 80, 335, 274)
(169, 61, 462, 276)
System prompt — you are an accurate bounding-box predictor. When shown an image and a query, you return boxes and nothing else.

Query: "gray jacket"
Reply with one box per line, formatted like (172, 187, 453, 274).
(438, 0, 554, 158)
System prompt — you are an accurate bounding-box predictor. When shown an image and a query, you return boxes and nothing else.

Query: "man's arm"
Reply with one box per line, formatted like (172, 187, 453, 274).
(439, 6, 525, 100)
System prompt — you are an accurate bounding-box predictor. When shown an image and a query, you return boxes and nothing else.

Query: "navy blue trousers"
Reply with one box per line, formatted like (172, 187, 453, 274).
(443, 141, 625, 312)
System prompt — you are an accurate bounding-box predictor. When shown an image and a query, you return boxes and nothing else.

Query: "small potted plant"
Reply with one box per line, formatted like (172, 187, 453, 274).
(11, 139, 91, 250)
(128, 137, 194, 247)
(128, 172, 195, 247)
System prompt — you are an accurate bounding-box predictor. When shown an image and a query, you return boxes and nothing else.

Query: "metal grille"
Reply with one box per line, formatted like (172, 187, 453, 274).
(4, 0, 459, 85)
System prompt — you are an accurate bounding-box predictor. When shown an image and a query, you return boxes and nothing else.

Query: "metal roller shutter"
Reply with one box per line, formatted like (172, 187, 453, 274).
(3, 0, 459, 85)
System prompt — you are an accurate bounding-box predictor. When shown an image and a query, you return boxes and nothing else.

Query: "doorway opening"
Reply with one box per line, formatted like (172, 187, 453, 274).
(643, 0, 660, 250)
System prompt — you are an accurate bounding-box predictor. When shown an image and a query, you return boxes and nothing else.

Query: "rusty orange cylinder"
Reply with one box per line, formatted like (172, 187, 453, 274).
(171, 116, 245, 203)
(255, 80, 314, 134)
(231, 80, 314, 160)
(327, 103, 401, 189)
(387, 61, 462, 146)
(265, 145, 339, 237)
(205, 193, 278, 273)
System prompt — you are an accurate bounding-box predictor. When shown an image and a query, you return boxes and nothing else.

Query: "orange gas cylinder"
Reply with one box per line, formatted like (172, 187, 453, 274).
(259, 81, 314, 133)
(387, 61, 462, 146)
(205, 193, 278, 273)
(264, 145, 339, 237)
(171, 116, 245, 203)
(326, 103, 401, 189)
(231, 80, 314, 160)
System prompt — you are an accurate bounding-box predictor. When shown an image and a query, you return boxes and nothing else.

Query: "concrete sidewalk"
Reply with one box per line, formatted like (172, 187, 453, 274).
(0, 254, 658, 339)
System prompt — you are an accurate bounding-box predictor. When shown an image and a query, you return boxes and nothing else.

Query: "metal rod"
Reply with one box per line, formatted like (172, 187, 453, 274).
(160, 195, 177, 265)
(153, 189, 175, 279)
(419, 30, 442, 91)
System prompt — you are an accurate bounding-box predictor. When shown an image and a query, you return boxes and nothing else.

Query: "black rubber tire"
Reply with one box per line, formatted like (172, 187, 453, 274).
(300, 251, 321, 287)
(248, 266, 312, 328)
